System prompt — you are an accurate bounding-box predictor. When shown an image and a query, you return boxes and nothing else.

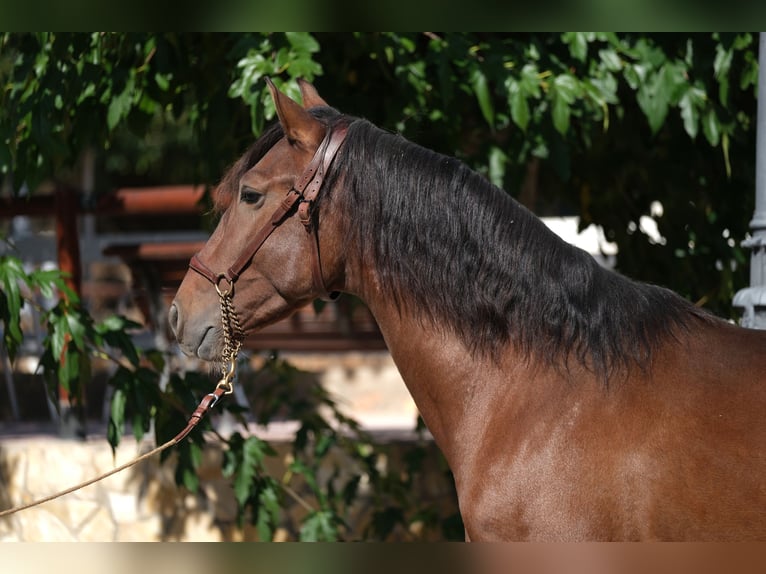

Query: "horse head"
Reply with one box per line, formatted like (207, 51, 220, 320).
(169, 80, 348, 361)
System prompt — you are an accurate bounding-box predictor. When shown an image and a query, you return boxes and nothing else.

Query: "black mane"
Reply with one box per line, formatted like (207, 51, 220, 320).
(222, 108, 710, 380)
(329, 116, 710, 380)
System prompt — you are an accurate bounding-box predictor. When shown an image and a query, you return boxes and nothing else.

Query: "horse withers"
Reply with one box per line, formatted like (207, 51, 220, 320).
(169, 79, 766, 541)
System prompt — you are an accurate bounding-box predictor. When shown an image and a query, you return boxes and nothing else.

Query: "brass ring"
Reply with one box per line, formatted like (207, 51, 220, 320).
(215, 274, 233, 297)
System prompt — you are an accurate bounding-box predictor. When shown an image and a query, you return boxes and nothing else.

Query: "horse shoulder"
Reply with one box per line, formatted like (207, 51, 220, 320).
(459, 319, 766, 540)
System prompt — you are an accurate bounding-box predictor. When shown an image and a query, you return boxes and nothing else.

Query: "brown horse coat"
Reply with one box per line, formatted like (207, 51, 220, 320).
(170, 80, 766, 540)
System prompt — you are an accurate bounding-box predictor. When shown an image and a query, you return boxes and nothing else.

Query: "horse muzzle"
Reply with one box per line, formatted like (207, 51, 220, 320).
(168, 301, 221, 361)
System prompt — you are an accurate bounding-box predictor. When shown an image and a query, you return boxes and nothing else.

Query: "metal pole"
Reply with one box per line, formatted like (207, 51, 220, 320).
(734, 32, 766, 329)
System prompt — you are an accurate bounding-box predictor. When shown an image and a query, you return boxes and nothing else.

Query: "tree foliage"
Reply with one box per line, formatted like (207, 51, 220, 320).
(0, 32, 760, 540)
(314, 33, 758, 315)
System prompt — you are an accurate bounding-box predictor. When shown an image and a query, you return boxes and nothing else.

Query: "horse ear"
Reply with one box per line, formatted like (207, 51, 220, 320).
(266, 78, 324, 150)
(297, 79, 329, 109)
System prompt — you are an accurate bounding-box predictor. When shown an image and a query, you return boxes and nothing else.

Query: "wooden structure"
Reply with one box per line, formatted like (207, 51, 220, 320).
(1, 184, 385, 356)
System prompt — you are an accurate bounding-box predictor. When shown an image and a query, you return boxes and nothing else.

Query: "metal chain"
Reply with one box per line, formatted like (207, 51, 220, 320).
(216, 280, 244, 394)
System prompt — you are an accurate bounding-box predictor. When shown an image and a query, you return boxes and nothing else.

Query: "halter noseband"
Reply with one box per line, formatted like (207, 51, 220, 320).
(189, 124, 348, 302)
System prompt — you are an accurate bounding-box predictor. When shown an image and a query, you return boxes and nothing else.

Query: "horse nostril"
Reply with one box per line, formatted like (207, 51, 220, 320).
(168, 302, 181, 336)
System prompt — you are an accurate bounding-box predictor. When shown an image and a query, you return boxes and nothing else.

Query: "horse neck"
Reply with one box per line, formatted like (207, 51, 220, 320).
(344, 255, 535, 464)
(360, 293, 495, 457)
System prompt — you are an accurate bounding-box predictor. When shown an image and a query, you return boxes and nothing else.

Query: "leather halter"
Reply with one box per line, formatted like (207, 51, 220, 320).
(189, 124, 348, 302)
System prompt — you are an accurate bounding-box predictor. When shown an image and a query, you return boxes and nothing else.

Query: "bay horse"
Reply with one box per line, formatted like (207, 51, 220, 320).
(169, 79, 766, 541)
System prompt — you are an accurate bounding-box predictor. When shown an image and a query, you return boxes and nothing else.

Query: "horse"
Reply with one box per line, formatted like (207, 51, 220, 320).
(169, 79, 766, 541)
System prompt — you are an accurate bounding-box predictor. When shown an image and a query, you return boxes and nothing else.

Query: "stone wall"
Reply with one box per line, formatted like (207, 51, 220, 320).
(0, 430, 458, 541)
(0, 352, 460, 541)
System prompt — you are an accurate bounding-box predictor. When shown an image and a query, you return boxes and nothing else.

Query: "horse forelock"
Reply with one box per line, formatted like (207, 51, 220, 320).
(214, 107, 348, 216)
(332, 119, 711, 382)
(212, 122, 285, 214)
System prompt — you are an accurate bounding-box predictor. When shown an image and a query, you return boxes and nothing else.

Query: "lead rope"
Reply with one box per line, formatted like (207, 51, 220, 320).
(0, 289, 243, 520)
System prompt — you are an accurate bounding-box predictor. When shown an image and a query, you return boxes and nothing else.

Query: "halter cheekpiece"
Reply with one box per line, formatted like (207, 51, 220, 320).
(189, 124, 348, 307)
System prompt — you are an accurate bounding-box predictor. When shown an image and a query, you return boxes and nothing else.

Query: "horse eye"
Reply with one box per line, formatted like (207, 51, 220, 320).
(240, 187, 264, 205)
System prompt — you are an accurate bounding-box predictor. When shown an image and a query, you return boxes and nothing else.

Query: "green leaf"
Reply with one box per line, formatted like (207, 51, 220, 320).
(636, 69, 671, 134)
(300, 510, 339, 542)
(584, 74, 618, 106)
(713, 43, 733, 105)
(66, 311, 87, 350)
(107, 73, 136, 130)
(96, 314, 142, 333)
(48, 310, 68, 361)
(549, 74, 580, 136)
(131, 412, 147, 442)
(285, 32, 320, 55)
(702, 108, 721, 147)
(0, 256, 25, 359)
(470, 67, 494, 128)
(739, 51, 758, 90)
(664, 61, 691, 105)
(507, 78, 530, 132)
(679, 85, 707, 140)
(519, 64, 541, 98)
(256, 484, 280, 540)
(256, 507, 273, 541)
(562, 32, 588, 62)
(101, 326, 140, 366)
(234, 436, 271, 505)
(58, 347, 79, 394)
(488, 146, 508, 188)
(553, 74, 579, 104)
(599, 48, 623, 72)
(28, 268, 65, 299)
(679, 92, 699, 139)
(622, 64, 641, 90)
(97, 314, 142, 365)
(178, 441, 202, 492)
(154, 72, 170, 91)
(722, 131, 732, 178)
(144, 349, 166, 372)
(289, 458, 320, 495)
(551, 91, 571, 136)
(182, 465, 200, 493)
(108, 387, 127, 450)
(261, 482, 281, 519)
(314, 432, 335, 458)
(222, 432, 243, 478)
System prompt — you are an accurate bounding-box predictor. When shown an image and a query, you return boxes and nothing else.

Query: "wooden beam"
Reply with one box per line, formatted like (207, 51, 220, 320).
(0, 185, 207, 219)
(54, 186, 82, 298)
(95, 185, 207, 215)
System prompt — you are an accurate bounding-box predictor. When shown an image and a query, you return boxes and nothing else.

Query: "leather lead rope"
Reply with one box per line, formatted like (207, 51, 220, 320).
(0, 384, 229, 519)
(0, 282, 244, 519)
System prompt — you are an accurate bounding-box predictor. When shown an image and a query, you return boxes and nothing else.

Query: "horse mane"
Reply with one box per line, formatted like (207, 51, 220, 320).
(328, 116, 712, 381)
(219, 107, 711, 381)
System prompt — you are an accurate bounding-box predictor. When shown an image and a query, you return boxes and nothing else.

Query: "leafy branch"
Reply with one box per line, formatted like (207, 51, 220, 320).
(1, 251, 459, 540)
